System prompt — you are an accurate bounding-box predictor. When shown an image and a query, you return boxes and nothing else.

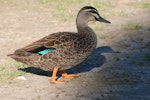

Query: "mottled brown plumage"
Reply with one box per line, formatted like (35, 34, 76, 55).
(8, 6, 110, 83)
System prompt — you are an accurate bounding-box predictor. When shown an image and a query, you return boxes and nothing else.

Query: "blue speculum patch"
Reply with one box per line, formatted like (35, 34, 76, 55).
(38, 48, 56, 55)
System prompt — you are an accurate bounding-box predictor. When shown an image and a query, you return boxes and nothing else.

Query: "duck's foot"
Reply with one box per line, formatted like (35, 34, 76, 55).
(61, 70, 79, 79)
(50, 67, 65, 84)
(50, 79, 65, 84)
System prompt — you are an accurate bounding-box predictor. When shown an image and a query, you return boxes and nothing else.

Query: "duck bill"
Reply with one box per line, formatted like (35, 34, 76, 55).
(97, 16, 111, 23)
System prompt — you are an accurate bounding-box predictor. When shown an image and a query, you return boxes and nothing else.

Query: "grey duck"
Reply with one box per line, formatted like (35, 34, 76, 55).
(8, 6, 111, 84)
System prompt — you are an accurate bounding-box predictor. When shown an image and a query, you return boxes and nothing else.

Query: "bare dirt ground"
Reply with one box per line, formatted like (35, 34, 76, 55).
(0, 0, 150, 100)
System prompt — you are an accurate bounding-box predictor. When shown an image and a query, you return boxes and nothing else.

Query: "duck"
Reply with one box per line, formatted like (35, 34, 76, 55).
(8, 6, 111, 84)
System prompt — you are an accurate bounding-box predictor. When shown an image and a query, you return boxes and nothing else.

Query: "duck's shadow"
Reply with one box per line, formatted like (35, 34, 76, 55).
(19, 46, 118, 77)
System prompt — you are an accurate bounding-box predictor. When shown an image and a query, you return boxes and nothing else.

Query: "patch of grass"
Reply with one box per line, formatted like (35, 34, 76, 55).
(94, 70, 141, 85)
(105, 95, 119, 100)
(72, 76, 86, 84)
(128, 2, 150, 9)
(130, 60, 145, 66)
(141, 3, 150, 8)
(144, 53, 150, 61)
(38, 0, 116, 22)
(94, 23, 110, 31)
(137, 61, 145, 66)
(77, 94, 86, 98)
(0, 66, 6, 71)
(115, 57, 120, 61)
(0, 0, 17, 7)
(98, 35, 108, 40)
(122, 23, 142, 30)
(119, 10, 128, 18)
(89, 0, 115, 10)
(130, 60, 136, 65)
(39, 0, 84, 4)
(38, 0, 52, 4)
(130, 54, 150, 66)
(0, 62, 26, 83)
(39, 0, 115, 9)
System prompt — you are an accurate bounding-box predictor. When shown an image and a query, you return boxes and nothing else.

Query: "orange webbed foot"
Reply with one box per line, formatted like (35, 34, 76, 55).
(61, 70, 79, 79)
(50, 79, 65, 84)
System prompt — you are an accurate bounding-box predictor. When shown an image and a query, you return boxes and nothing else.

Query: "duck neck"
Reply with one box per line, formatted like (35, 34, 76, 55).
(76, 18, 95, 37)
(76, 12, 97, 40)
(76, 12, 88, 31)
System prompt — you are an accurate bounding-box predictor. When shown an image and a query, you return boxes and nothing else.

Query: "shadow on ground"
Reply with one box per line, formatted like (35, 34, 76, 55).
(19, 46, 118, 77)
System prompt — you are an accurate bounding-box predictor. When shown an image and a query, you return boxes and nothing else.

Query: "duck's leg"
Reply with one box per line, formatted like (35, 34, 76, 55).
(60, 70, 79, 79)
(50, 67, 65, 84)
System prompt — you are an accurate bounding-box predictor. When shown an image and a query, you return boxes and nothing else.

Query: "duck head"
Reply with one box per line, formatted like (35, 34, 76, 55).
(76, 6, 111, 26)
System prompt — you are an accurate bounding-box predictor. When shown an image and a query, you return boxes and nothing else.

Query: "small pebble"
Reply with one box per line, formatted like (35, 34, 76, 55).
(13, 76, 27, 81)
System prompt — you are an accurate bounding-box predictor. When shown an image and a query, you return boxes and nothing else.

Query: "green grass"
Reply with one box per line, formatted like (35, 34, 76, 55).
(0, 0, 17, 7)
(122, 23, 142, 30)
(130, 60, 136, 65)
(139, 2, 150, 8)
(94, 23, 110, 31)
(115, 57, 120, 61)
(137, 61, 145, 66)
(94, 70, 142, 85)
(119, 10, 128, 18)
(130, 60, 145, 66)
(38, 0, 52, 4)
(0, 0, 116, 23)
(128, 2, 150, 9)
(130, 54, 150, 67)
(89, 0, 115, 10)
(0, 62, 26, 83)
(98, 35, 108, 39)
(39, 0, 115, 8)
(144, 53, 150, 61)
(141, 3, 150, 8)
(38, 0, 116, 22)
(39, 0, 84, 4)
(0, 66, 6, 71)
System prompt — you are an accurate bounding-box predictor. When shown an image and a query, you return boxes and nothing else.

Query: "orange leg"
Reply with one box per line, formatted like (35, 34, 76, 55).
(60, 70, 79, 79)
(50, 67, 65, 84)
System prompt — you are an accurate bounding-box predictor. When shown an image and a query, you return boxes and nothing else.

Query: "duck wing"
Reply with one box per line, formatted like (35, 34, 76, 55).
(21, 32, 77, 55)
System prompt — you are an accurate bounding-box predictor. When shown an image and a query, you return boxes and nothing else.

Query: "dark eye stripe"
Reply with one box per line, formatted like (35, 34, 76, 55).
(89, 10, 100, 18)
(89, 10, 98, 14)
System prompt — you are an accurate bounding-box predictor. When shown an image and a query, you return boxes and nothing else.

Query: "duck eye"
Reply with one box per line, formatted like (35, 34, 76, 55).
(88, 10, 99, 19)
